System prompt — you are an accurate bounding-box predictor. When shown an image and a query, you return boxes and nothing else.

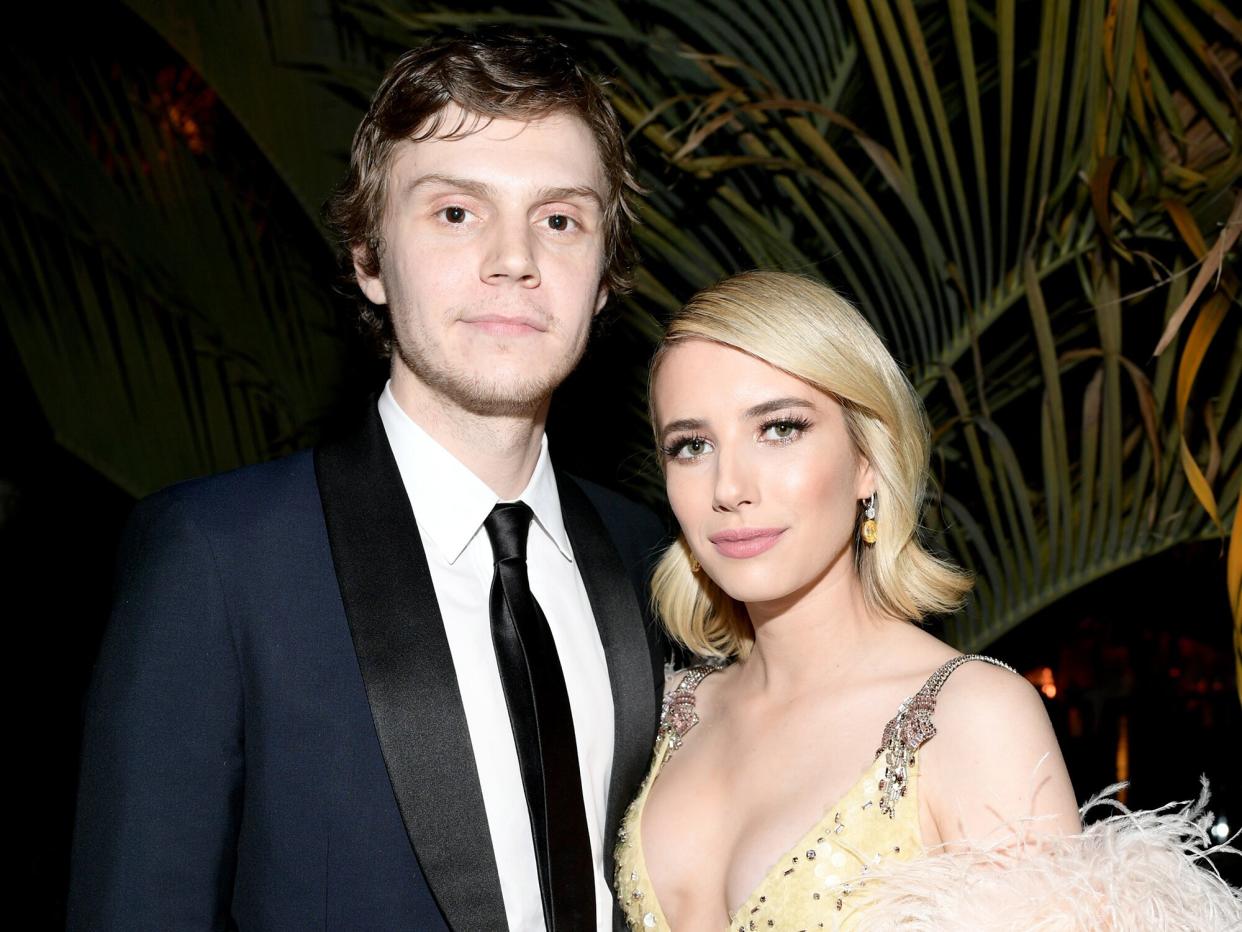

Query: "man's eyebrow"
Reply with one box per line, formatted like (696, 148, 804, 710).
(402, 174, 604, 208)
(658, 417, 706, 440)
(403, 173, 493, 199)
(744, 397, 816, 418)
(538, 185, 604, 208)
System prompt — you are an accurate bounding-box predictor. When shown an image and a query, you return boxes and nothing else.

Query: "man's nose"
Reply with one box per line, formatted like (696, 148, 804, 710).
(481, 217, 540, 287)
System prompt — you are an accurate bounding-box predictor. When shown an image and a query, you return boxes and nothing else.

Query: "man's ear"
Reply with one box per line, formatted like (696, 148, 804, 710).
(593, 281, 609, 315)
(353, 244, 387, 306)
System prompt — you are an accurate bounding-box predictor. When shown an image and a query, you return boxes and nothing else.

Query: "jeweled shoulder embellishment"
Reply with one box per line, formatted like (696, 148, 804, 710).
(875, 654, 1016, 818)
(657, 665, 719, 751)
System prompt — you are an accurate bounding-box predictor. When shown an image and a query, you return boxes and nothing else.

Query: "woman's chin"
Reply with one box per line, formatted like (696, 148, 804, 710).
(707, 570, 801, 607)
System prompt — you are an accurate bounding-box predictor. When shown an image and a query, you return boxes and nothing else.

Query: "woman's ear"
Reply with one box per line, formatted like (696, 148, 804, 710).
(855, 456, 877, 501)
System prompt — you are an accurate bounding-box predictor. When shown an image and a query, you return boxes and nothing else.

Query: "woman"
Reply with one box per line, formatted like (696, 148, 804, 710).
(616, 271, 1239, 930)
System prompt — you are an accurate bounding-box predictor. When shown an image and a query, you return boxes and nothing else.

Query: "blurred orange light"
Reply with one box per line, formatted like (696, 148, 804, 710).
(1024, 666, 1058, 700)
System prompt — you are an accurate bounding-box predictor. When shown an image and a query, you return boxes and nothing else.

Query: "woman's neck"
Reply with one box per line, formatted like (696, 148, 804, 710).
(737, 561, 890, 699)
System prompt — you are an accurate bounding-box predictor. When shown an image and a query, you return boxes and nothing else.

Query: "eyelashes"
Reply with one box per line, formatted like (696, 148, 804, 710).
(660, 435, 710, 459)
(661, 415, 814, 461)
(760, 415, 812, 443)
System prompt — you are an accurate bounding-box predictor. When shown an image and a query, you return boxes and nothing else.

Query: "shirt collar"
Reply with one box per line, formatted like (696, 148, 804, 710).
(377, 382, 573, 565)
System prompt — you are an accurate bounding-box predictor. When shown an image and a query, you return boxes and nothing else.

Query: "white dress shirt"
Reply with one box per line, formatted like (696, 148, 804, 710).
(378, 384, 615, 932)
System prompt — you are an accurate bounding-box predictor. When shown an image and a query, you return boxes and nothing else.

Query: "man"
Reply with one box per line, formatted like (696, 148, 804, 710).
(69, 33, 665, 930)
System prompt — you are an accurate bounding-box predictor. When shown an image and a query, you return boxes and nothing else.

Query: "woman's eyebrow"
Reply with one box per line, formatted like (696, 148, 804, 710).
(659, 417, 705, 440)
(744, 397, 816, 418)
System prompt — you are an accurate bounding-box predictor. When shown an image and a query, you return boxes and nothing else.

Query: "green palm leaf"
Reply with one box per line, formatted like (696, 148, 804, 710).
(5, 0, 1238, 676)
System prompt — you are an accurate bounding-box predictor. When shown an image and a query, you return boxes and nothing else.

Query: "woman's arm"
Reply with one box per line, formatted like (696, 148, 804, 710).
(919, 660, 1081, 849)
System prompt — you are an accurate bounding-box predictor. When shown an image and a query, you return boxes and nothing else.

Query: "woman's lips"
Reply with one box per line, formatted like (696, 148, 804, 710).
(707, 527, 786, 559)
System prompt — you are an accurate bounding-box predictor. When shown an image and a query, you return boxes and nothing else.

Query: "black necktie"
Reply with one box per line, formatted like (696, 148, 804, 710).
(483, 502, 595, 931)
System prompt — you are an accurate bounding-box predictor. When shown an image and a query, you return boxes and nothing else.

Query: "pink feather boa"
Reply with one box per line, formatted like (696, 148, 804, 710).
(852, 780, 1242, 930)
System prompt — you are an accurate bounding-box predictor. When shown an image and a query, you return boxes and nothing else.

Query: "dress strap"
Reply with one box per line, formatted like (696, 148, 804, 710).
(657, 664, 723, 751)
(875, 654, 1016, 818)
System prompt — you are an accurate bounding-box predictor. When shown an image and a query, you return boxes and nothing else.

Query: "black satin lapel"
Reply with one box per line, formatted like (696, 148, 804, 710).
(555, 474, 658, 879)
(315, 405, 507, 931)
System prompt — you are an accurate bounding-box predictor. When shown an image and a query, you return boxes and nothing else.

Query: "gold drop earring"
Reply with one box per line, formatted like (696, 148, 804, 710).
(689, 554, 701, 573)
(861, 492, 878, 545)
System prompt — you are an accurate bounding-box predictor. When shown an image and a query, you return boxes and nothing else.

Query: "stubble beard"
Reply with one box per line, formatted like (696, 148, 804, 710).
(393, 317, 588, 418)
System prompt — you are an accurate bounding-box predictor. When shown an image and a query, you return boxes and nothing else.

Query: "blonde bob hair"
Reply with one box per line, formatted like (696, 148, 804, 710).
(649, 270, 971, 661)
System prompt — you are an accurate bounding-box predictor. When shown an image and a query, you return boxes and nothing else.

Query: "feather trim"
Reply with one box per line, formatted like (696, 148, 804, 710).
(853, 780, 1241, 931)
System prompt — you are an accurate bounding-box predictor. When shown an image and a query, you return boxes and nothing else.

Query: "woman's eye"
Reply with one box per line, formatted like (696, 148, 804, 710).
(668, 437, 713, 459)
(762, 420, 802, 442)
(441, 206, 468, 223)
(545, 214, 574, 231)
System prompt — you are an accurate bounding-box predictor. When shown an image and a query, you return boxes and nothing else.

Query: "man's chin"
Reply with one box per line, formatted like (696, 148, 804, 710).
(394, 341, 578, 416)
(438, 371, 560, 417)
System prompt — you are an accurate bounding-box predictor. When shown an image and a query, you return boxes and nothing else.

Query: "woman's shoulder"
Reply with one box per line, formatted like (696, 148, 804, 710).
(914, 652, 1081, 844)
(875, 622, 1034, 726)
(925, 653, 1045, 740)
(658, 661, 733, 746)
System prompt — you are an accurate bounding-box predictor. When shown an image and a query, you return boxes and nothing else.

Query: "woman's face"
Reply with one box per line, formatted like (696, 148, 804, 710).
(653, 338, 875, 608)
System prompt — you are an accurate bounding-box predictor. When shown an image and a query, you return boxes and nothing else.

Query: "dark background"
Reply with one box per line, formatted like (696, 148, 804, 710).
(9, 280, 1239, 926)
(5, 2, 1239, 927)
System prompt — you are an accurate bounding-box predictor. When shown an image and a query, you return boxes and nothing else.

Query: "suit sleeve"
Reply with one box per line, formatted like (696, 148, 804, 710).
(68, 494, 244, 930)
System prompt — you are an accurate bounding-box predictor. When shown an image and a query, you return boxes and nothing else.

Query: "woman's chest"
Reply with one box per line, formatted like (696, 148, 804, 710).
(640, 728, 889, 923)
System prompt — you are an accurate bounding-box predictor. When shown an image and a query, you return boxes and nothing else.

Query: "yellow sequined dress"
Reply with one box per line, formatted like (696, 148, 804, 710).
(615, 654, 1013, 931)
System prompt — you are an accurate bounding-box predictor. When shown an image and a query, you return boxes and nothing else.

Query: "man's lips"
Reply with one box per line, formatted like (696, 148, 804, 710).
(707, 527, 786, 559)
(460, 313, 548, 335)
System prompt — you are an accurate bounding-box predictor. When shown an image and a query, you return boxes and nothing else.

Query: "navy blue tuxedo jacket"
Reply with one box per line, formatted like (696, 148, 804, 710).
(68, 405, 666, 930)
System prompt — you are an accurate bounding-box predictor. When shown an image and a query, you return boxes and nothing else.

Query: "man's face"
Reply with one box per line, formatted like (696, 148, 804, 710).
(356, 105, 610, 416)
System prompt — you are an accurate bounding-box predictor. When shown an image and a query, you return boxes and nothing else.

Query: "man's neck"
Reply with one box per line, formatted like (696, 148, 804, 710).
(388, 370, 549, 500)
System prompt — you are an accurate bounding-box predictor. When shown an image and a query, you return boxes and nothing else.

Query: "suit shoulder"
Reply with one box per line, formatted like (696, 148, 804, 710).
(133, 450, 318, 534)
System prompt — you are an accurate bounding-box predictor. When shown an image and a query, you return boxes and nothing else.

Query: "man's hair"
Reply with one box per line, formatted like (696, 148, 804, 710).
(325, 31, 641, 355)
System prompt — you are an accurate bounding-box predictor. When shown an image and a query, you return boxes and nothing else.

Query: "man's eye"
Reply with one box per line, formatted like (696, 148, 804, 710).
(545, 214, 574, 231)
(442, 206, 467, 223)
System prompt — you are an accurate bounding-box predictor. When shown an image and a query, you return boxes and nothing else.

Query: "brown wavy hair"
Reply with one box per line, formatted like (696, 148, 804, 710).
(324, 31, 641, 355)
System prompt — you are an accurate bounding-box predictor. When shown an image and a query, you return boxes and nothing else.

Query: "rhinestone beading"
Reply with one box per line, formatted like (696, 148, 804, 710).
(658, 665, 721, 750)
(875, 654, 1016, 818)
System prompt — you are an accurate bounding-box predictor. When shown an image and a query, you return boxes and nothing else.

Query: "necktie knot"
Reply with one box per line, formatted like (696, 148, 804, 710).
(484, 501, 533, 564)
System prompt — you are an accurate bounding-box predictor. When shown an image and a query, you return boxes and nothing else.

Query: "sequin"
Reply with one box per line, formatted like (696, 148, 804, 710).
(613, 658, 1011, 931)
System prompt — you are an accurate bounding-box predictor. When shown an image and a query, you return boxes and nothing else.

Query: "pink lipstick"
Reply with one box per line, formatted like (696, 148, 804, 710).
(707, 527, 786, 559)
